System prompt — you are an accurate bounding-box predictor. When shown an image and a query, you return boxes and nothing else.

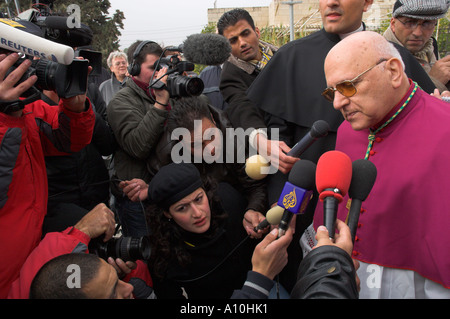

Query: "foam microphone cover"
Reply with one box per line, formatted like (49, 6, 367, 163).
(310, 120, 330, 138)
(316, 151, 352, 201)
(288, 159, 316, 190)
(182, 33, 231, 65)
(349, 159, 377, 200)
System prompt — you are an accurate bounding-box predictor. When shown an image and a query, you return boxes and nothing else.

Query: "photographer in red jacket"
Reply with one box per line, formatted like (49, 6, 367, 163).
(8, 203, 153, 299)
(0, 51, 95, 298)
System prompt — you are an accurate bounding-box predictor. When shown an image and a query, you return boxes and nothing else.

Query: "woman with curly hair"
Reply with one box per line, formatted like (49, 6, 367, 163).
(121, 162, 258, 299)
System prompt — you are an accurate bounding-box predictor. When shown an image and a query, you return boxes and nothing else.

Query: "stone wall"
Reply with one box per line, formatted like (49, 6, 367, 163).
(207, 0, 398, 31)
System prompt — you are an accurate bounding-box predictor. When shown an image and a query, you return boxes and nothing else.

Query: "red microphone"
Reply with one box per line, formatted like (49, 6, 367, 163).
(316, 151, 352, 239)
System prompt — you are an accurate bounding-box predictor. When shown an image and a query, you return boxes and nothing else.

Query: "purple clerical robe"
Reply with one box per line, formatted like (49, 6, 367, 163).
(313, 82, 450, 289)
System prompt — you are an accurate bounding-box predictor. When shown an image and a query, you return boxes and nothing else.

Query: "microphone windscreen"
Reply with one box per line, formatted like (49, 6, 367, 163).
(266, 205, 284, 225)
(316, 150, 352, 197)
(183, 33, 231, 65)
(310, 120, 330, 138)
(288, 159, 316, 190)
(245, 155, 270, 180)
(349, 159, 377, 201)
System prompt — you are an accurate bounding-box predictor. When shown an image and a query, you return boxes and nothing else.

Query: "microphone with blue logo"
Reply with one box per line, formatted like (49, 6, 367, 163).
(277, 159, 316, 237)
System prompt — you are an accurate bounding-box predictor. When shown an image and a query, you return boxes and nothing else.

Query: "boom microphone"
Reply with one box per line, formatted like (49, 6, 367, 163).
(316, 151, 352, 239)
(253, 205, 284, 232)
(0, 19, 74, 65)
(277, 159, 316, 237)
(182, 33, 231, 65)
(287, 120, 330, 158)
(347, 159, 377, 244)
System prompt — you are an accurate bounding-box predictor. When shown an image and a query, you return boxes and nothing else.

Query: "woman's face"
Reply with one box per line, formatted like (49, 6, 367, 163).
(165, 187, 211, 234)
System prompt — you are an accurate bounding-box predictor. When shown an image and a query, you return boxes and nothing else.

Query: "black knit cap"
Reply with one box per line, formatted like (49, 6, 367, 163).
(148, 163, 203, 211)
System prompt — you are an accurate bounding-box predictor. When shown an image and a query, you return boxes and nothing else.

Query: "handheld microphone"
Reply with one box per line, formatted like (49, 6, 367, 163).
(253, 205, 284, 232)
(182, 33, 231, 65)
(287, 120, 330, 158)
(316, 151, 353, 239)
(346, 159, 377, 244)
(0, 19, 74, 65)
(245, 154, 270, 180)
(277, 159, 316, 237)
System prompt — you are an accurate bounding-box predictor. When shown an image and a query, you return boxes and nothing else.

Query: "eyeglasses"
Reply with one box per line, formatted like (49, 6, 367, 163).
(396, 18, 437, 30)
(322, 59, 387, 102)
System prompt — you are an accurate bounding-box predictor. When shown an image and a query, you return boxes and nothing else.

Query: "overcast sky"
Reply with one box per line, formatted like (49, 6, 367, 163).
(108, 0, 272, 49)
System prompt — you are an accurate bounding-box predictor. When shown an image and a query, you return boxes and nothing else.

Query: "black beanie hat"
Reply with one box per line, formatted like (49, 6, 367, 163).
(148, 163, 203, 211)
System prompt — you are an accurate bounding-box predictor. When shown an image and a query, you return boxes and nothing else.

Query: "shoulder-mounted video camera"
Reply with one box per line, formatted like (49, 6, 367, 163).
(0, 1, 101, 113)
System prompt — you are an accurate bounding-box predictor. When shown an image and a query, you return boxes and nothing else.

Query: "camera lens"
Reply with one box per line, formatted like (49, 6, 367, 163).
(115, 236, 152, 262)
(185, 77, 204, 97)
(168, 75, 204, 98)
(89, 236, 152, 262)
(32, 59, 61, 91)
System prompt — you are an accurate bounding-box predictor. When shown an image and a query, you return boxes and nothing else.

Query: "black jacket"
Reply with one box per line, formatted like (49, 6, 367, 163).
(45, 83, 117, 212)
(291, 245, 358, 299)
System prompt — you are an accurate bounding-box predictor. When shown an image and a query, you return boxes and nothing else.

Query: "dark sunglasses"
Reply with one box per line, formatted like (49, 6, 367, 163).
(322, 58, 387, 102)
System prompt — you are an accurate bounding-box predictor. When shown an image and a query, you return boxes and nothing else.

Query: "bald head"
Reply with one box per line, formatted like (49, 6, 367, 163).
(324, 31, 410, 131)
(326, 31, 404, 73)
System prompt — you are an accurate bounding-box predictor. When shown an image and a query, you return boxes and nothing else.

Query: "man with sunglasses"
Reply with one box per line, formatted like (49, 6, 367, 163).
(246, 0, 436, 281)
(313, 31, 450, 298)
(383, 0, 450, 93)
(247, 0, 435, 168)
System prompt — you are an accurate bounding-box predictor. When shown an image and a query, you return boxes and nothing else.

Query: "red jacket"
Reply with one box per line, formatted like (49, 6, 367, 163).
(7, 226, 153, 299)
(0, 99, 95, 298)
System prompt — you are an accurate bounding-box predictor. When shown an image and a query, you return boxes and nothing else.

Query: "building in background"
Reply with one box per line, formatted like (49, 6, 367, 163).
(209, 0, 399, 34)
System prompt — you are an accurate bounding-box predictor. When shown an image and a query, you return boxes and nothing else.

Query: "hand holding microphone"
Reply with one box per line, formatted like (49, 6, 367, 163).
(316, 151, 353, 240)
(253, 205, 285, 233)
(245, 120, 330, 180)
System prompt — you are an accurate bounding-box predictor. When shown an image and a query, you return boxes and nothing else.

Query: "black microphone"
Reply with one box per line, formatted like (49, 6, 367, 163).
(287, 120, 330, 158)
(253, 205, 284, 232)
(277, 159, 316, 237)
(182, 33, 231, 65)
(347, 159, 377, 244)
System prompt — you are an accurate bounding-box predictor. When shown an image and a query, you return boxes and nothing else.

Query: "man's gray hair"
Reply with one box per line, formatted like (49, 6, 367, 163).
(376, 40, 406, 70)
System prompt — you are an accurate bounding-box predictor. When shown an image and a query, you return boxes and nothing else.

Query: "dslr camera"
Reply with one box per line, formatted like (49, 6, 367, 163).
(151, 55, 204, 98)
(89, 235, 152, 263)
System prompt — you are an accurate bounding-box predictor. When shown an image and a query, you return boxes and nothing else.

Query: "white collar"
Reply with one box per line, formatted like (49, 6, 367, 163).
(339, 24, 364, 39)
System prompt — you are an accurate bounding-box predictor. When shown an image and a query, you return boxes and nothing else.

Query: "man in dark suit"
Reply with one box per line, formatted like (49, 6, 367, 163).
(218, 8, 299, 176)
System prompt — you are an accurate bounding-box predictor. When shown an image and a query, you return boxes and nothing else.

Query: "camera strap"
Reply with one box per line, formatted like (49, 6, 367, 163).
(0, 90, 41, 115)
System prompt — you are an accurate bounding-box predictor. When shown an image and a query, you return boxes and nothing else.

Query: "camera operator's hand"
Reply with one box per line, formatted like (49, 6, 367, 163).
(0, 53, 37, 103)
(152, 66, 170, 110)
(60, 64, 92, 113)
(107, 257, 137, 279)
(74, 203, 116, 242)
(119, 178, 149, 202)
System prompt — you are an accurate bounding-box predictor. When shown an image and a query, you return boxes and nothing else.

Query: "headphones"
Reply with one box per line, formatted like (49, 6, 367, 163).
(127, 40, 156, 76)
